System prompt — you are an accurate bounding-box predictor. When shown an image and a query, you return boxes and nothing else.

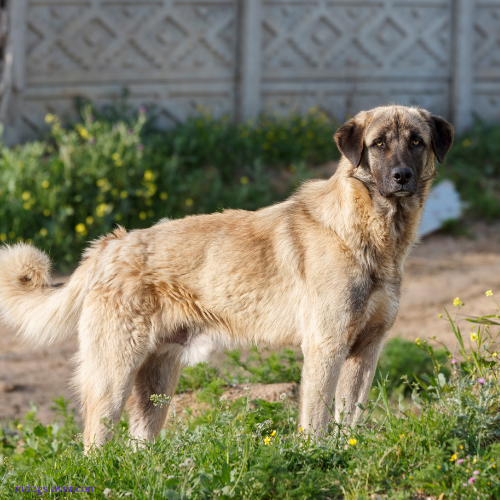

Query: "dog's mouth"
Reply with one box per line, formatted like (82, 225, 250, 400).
(393, 190, 413, 198)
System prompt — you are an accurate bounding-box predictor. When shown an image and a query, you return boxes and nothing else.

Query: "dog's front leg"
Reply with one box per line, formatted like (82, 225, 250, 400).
(334, 326, 386, 427)
(298, 344, 349, 437)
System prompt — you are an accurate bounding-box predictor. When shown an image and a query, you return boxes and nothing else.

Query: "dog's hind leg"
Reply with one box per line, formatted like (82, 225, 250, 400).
(76, 308, 152, 453)
(127, 349, 182, 444)
(334, 325, 387, 427)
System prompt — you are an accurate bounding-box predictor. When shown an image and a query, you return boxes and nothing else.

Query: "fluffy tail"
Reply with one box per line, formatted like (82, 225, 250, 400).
(0, 244, 87, 346)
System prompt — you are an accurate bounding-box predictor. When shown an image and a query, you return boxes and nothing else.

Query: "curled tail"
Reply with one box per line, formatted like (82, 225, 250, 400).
(0, 244, 87, 346)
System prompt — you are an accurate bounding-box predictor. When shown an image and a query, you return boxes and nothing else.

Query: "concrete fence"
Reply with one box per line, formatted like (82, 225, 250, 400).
(0, 0, 499, 144)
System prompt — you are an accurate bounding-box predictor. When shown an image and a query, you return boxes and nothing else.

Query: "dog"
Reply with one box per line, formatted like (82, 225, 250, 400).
(0, 105, 453, 452)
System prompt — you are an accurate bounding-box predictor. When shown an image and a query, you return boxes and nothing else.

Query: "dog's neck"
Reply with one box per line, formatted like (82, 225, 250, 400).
(307, 157, 433, 277)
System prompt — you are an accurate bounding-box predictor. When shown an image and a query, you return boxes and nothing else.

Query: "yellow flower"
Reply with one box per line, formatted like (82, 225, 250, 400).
(0, 233, 6, 241)
(460, 445, 463, 450)
(78, 127, 89, 139)
(39, 228, 48, 237)
(139, 212, 147, 220)
(437, 465, 441, 469)
(8, 231, 15, 239)
(22, 191, 30, 201)
(23, 202, 31, 210)
(43, 209, 51, 217)
(270, 430, 276, 437)
(75, 223, 86, 234)
(44, 114, 55, 124)
(415, 338, 421, 346)
(486, 290, 493, 297)
(462, 139, 471, 147)
(349, 438, 357, 446)
(16, 424, 23, 430)
(86, 216, 94, 225)
(185, 198, 194, 207)
(144, 170, 154, 181)
(409, 476, 413, 480)
(96, 178, 108, 187)
(450, 454, 457, 462)
(453, 297, 462, 307)
(399, 434, 405, 440)
(493, 352, 498, 358)
(240, 176, 249, 185)
(41, 180, 50, 189)
(160, 192, 168, 200)
(438, 313, 443, 318)
(115, 159, 123, 167)
(115, 214, 122, 221)
(120, 190, 128, 199)
(96, 203, 109, 218)
(299, 427, 304, 433)
(470, 332, 478, 342)
(111, 153, 120, 161)
(264, 436, 271, 445)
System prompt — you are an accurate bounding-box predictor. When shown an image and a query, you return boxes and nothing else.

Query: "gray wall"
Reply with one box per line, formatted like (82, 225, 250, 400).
(1, 0, 499, 144)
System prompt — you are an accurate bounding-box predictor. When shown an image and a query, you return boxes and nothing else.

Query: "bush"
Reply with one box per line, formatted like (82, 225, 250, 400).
(439, 121, 500, 219)
(0, 104, 339, 270)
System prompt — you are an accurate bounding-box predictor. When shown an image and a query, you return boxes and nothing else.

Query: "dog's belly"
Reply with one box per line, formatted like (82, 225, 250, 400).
(157, 333, 219, 366)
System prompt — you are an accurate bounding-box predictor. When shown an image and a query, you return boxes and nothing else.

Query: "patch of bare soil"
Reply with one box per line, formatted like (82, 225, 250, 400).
(1, 222, 500, 424)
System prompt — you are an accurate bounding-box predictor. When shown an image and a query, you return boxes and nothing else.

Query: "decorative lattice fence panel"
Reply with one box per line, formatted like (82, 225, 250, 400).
(1, 0, 499, 143)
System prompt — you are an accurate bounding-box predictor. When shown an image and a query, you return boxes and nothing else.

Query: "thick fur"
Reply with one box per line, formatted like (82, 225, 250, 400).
(0, 106, 453, 451)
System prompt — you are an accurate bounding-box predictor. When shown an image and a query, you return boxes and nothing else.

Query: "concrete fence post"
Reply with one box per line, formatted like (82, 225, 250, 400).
(451, 0, 476, 133)
(238, 0, 262, 121)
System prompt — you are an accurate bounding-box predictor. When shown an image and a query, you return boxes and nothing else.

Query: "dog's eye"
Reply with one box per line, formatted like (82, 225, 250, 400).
(412, 140, 420, 146)
(375, 141, 384, 147)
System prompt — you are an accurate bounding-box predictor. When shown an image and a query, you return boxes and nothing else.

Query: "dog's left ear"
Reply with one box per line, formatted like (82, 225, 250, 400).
(334, 116, 366, 168)
(428, 115, 454, 164)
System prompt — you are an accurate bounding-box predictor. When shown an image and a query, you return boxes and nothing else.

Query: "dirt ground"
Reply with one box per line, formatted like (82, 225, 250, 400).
(1, 221, 500, 424)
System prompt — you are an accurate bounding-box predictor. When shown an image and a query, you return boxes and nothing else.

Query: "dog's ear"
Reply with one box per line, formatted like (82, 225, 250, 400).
(428, 115, 454, 164)
(334, 117, 366, 168)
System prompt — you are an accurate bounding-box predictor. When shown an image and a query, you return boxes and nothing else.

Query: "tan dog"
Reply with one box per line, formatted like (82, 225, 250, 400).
(0, 105, 453, 451)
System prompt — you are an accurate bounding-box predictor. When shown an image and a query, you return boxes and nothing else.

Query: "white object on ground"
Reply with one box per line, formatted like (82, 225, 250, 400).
(419, 180, 463, 236)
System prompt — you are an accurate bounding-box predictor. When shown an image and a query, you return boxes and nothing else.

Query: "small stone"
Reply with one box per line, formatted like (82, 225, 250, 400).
(0, 381, 15, 393)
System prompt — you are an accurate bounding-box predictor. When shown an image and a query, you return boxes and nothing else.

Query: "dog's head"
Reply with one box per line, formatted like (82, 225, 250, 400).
(334, 106, 454, 198)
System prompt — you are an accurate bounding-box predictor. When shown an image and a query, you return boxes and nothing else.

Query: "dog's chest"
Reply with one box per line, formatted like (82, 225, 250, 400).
(349, 269, 402, 331)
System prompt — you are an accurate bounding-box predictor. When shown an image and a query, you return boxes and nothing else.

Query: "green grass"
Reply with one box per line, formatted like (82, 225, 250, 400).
(2, 298, 499, 499)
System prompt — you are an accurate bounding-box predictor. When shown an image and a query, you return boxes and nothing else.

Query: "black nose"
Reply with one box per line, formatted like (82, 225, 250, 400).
(392, 167, 413, 186)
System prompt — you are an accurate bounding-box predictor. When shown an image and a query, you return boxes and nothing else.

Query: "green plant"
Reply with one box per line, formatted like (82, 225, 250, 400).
(439, 121, 500, 219)
(374, 337, 449, 395)
(0, 103, 338, 270)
